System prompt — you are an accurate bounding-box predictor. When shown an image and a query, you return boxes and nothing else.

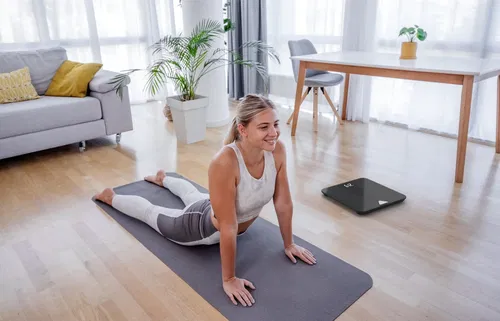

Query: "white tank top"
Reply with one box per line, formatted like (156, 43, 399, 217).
(226, 142, 277, 223)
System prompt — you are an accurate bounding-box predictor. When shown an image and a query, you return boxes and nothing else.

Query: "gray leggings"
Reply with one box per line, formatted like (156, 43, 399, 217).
(111, 176, 220, 246)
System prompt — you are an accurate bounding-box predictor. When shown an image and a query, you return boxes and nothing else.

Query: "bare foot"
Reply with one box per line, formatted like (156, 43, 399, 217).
(95, 188, 115, 206)
(144, 170, 167, 187)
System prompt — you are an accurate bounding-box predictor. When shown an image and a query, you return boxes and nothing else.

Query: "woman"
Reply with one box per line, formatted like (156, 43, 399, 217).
(94, 94, 316, 307)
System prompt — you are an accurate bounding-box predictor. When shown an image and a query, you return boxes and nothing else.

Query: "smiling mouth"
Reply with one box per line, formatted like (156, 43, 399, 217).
(265, 139, 276, 144)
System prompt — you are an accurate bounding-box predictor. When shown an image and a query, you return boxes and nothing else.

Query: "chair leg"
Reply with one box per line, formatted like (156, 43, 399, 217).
(320, 87, 344, 125)
(287, 87, 312, 125)
(313, 88, 319, 132)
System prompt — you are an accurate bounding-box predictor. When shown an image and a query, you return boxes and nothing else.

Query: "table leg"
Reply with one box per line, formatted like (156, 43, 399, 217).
(291, 61, 307, 136)
(496, 75, 500, 153)
(455, 75, 474, 183)
(341, 73, 350, 120)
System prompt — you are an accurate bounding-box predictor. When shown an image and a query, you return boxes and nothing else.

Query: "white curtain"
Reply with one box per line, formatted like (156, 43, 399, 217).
(370, 0, 500, 143)
(266, 0, 345, 117)
(266, 0, 500, 144)
(0, 0, 182, 105)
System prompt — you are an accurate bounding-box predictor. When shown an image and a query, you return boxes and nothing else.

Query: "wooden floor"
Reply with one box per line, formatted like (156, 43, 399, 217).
(1, 100, 500, 321)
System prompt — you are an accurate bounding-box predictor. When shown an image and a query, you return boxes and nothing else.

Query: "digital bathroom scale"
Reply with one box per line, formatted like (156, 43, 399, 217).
(321, 178, 406, 214)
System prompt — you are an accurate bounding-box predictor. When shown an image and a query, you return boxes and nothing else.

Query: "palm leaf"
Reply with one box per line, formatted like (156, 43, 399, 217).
(236, 40, 280, 64)
(193, 50, 209, 71)
(107, 18, 280, 102)
(189, 19, 224, 48)
(109, 69, 140, 100)
(150, 34, 188, 55)
(186, 19, 224, 59)
(144, 67, 166, 96)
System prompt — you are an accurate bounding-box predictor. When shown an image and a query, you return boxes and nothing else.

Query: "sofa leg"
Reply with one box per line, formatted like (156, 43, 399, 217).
(116, 133, 122, 144)
(79, 141, 86, 152)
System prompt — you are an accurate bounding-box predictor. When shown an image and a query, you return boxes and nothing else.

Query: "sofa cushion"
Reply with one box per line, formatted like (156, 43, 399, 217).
(0, 47, 67, 95)
(0, 67, 40, 103)
(0, 96, 102, 139)
(46, 60, 103, 97)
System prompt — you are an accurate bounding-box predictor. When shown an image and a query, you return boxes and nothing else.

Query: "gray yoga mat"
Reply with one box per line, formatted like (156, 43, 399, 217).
(92, 172, 372, 321)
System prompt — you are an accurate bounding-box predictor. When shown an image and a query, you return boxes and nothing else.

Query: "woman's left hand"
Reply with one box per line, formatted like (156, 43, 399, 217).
(284, 244, 316, 265)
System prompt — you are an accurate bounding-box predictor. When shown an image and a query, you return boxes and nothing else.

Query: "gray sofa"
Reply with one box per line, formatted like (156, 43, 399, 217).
(0, 47, 133, 160)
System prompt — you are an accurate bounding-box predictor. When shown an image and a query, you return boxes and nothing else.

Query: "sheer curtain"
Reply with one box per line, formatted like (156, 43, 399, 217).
(266, 0, 500, 144)
(370, 0, 500, 143)
(266, 0, 345, 115)
(0, 0, 180, 104)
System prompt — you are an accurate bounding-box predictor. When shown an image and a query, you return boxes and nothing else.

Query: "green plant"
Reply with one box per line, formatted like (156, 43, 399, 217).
(109, 19, 279, 101)
(398, 25, 427, 42)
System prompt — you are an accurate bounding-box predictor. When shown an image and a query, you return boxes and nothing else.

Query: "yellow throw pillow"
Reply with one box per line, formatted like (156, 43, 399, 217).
(0, 67, 39, 104)
(45, 60, 103, 97)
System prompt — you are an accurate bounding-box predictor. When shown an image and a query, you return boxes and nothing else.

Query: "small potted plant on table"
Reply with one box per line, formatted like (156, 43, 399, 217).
(109, 19, 279, 144)
(398, 25, 427, 59)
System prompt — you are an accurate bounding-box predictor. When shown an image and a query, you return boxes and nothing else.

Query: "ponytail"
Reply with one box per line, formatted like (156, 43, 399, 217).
(223, 117, 239, 145)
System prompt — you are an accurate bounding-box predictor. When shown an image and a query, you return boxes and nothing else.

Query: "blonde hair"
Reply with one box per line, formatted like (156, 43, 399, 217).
(223, 94, 276, 145)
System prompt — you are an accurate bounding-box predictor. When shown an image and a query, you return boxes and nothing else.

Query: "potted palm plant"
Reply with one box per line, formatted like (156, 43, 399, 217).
(109, 19, 279, 144)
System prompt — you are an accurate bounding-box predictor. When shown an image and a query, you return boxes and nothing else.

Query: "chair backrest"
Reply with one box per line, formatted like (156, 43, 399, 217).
(288, 39, 326, 82)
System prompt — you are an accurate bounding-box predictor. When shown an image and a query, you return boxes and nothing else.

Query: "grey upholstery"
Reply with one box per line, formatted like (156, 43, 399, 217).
(288, 39, 344, 87)
(305, 73, 344, 87)
(0, 46, 134, 160)
(0, 96, 102, 139)
(90, 86, 133, 135)
(0, 47, 67, 95)
(89, 69, 130, 93)
(0, 121, 106, 160)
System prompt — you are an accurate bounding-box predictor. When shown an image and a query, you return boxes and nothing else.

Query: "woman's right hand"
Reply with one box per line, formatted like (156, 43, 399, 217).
(223, 277, 256, 307)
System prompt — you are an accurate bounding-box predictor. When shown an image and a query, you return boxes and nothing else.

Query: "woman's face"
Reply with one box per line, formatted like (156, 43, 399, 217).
(238, 108, 280, 152)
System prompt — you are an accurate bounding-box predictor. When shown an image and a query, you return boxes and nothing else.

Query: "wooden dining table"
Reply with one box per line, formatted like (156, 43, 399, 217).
(289, 51, 500, 183)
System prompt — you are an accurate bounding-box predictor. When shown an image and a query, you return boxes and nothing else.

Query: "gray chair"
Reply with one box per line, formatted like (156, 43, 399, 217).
(287, 39, 344, 131)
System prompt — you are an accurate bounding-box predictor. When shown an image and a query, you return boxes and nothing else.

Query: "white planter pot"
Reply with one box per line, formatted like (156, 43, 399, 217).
(167, 95, 208, 144)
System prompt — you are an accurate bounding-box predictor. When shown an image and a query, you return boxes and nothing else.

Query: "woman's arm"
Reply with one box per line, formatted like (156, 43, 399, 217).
(272, 140, 294, 248)
(208, 148, 256, 307)
(273, 140, 316, 265)
(208, 149, 238, 281)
